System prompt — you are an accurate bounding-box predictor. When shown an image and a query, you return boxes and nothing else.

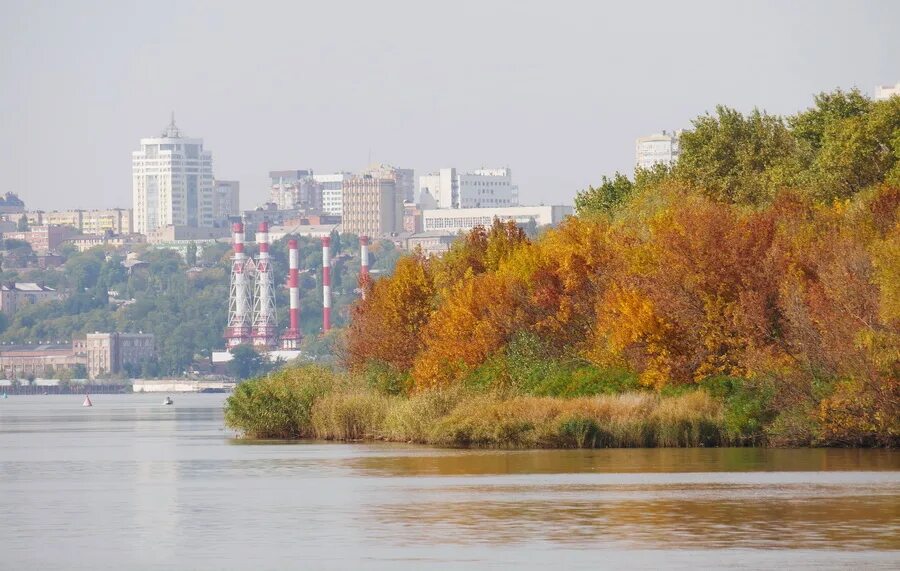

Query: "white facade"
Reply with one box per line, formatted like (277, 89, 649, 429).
(874, 82, 900, 101)
(314, 173, 352, 216)
(132, 116, 214, 235)
(422, 205, 572, 233)
(635, 131, 681, 170)
(418, 167, 518, 209)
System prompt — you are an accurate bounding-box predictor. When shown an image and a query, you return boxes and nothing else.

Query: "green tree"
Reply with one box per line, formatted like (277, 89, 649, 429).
(17, 214, 28, 232)
(574, 172, 634, 216)
(186, 241, 198, 267)
(676, 105, 800, 205)
(789, 88, 872, 153)
(228, 344, 266, 380)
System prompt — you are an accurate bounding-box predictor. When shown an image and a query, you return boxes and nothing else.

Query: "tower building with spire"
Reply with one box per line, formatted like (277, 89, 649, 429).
(132, 114, 215, 235)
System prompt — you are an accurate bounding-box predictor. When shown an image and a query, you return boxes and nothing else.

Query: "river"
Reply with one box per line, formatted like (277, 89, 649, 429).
(0, 393, 897, 570)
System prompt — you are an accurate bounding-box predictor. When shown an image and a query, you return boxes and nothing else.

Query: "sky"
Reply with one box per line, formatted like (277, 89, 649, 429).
(1, 0, 898, 211)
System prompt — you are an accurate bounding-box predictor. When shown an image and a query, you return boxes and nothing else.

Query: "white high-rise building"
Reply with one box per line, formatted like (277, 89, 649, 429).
(132, 115, 214, 235)
(314, 173, 352, 216)
(418, 167, 518, 209)
(874, 83, 900, 101)
(635, 131, 681, 170)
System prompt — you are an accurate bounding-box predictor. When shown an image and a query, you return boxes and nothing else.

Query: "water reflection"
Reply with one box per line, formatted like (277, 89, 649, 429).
(342, 447, 900, 476)
(1, 395, 898, 570)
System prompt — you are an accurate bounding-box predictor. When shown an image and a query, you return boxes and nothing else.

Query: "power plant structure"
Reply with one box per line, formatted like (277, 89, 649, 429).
(251, 222, 278, 348)
(359, 235, 370, 299)
(225, 222, 253, 348)
(321, 236, 332, 333)
(280, 239, 302, 350)
(216, 223, 372, 368)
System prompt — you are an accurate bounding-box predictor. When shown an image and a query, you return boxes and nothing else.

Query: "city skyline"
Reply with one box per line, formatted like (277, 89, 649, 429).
(2, 0, 898, 212)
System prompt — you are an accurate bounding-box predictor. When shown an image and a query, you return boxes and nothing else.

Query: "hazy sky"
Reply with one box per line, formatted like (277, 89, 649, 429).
(1, 0, 897, 211)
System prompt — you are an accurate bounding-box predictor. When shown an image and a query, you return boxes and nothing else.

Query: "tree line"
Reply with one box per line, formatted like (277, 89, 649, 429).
(343, 89, 899, 446)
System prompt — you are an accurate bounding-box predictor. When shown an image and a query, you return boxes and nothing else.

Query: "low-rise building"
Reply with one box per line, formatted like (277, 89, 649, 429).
(26, 209, 133, 235)
(405, 231, 458, 256)
(0, 283, 60, 315)
(65, 233, 146, 253)
(85, 332, 155, 379)
(422, 205, 572, 234)
(146, 225, 230, 244)
(0, 343, 87, 379)
(2, 225, 77, 253)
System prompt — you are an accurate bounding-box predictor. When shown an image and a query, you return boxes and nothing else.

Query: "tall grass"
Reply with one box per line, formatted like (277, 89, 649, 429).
(225, 365, 726, 447)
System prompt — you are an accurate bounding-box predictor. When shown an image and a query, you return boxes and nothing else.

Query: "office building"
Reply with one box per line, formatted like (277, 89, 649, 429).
(635, 131, 681, 170)
(418, 167, 518, 209)
(342, 175, 404, 236)
(85, 332, 155, 379)
(314, 173, 352, 216)
(365, 164, 415, 203)
(422, 205, 572, 234)
(132, 115, 215, 235)
(213, 180, 241, 222)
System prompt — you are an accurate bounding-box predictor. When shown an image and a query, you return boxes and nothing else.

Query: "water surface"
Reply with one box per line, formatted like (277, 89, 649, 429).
(1, 394, 897, 569)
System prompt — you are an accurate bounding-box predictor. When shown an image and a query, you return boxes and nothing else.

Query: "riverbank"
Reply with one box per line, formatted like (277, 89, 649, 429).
(224, 365, 896, 448)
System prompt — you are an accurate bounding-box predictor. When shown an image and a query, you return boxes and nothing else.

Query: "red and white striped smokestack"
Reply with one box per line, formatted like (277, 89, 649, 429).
(359, 235, 370, 300)
(288, 238, 300, 335)
(233, 222, 246, 260)
(359, 235, 369, 278)
(257, 221, 269, 258)
(322, 236, 331, 333)
(225, 221, 250, 347)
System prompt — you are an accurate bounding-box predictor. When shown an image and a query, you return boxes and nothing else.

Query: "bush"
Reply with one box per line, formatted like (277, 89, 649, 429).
(224, 365, 338, 438)
(311, 391, 392, 440)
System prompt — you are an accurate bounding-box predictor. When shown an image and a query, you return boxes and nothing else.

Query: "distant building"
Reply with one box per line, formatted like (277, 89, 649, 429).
(422, 205, 572, 234)
(342, 175, 404, 236)
(2, 225, 77, 253)
(0, 193, 25, 216)
(405, 231, 458, 256)
(874, 82, 900, 101)
(132, 115, 215, 235)
(85, 332, 155, 379)
(365, 164, 415, 203)
(403, 203, 423, 233)
(269, 170, 321, 213)
(314, 173, 352, 216)
(64, 234, 146, 253)
(0, 342, 87, 379)
(213, 180, 241, 222)
(635, 131, 681, 170)
(29, 209, 134, 235)
(419, 167, 518, 209)
(0, 283, 60, 315)
(146, 225, 230, 245)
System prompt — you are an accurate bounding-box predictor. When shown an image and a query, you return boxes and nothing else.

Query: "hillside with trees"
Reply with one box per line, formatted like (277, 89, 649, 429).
(0, 232, 401, 377)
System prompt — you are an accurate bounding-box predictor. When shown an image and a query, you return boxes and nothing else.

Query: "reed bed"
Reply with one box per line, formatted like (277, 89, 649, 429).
(225, 366, 727, 448)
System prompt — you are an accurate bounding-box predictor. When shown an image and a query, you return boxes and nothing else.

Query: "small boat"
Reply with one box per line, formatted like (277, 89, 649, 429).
(162, 396, 173, 406)
(82, 395, 93, 407)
